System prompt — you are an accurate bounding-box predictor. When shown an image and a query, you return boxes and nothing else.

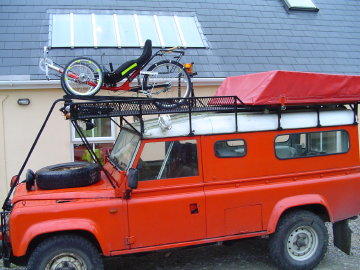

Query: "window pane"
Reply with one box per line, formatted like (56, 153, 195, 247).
(275, 130, 349, 159)
(158, 16, 181, 47)
(110, 129, 139, 170)
(74, 14, 93, 46)
(215, 139, 246, 158)
(94, 14, 116, 46)
(177, 16, 204, 47)
(137, 15, 160, 47)
(93, 118, 111, 137)
(117, 15, 139, 47)
(74, 142, 113, 164)
(284, 0, 318, 10)
(52, 14, 71, 47)
(75, 118, 112, 138)
(138, 140, 198, 181)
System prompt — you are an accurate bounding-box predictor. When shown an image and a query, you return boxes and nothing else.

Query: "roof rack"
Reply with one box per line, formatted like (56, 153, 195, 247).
(62, 94, 358, 135)
(63, 95, 245, 120)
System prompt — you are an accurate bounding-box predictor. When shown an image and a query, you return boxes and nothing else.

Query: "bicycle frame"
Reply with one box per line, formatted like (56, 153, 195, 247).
(41, 47, 186, 93)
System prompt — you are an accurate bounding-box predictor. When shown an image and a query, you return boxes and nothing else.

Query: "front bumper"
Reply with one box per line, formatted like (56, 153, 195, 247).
(1, 211, 11, 267)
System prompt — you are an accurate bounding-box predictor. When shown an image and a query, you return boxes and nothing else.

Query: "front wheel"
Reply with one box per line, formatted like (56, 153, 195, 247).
(269, 210, 328, 270)
(142, 60, 193, 109)
(27, 235, 104, 270)
(61, 57, 103, 96)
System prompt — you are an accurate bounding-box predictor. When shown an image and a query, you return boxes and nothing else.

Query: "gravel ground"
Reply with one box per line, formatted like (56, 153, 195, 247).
(1, 218, 359, 270)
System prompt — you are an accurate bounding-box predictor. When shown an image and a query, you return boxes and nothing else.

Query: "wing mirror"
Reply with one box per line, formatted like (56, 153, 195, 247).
(127, 168, 138, 189)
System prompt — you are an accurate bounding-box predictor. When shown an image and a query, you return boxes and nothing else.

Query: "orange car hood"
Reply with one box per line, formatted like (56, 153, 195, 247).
(12, 178, 116, 204)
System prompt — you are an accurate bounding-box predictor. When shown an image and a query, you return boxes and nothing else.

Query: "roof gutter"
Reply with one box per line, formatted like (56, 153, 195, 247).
(0, 78, 225, 90)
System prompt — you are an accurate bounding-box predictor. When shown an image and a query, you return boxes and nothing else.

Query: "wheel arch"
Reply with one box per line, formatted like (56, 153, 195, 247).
(26, 230, 102, 258)
(267, 194, 332, 234)
(12, 218, 109, 258)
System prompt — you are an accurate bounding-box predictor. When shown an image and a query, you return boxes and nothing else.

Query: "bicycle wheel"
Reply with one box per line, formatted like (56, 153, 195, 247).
(142, 60, 193, 108)
(61, 57, 103, 96)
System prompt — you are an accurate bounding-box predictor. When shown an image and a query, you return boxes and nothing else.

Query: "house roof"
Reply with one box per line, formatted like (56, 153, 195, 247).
(1, 0, 360, 81)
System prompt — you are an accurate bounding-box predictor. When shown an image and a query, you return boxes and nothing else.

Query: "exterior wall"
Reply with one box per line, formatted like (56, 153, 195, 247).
(0, 88, 71, 200)
(0, 84, 218, 201)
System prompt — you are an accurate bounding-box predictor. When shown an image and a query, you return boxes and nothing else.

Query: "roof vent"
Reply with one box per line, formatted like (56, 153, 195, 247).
(283, 0, 319, 11)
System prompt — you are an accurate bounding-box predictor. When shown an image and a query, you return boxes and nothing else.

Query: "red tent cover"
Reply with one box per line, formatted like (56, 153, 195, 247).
(214, 70, 360, 105)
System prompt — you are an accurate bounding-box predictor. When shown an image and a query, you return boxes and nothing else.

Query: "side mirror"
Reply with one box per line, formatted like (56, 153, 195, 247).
(127, 168, 138, 189)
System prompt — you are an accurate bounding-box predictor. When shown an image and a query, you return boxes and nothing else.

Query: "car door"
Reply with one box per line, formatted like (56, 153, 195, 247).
(126, 137, 206, 248)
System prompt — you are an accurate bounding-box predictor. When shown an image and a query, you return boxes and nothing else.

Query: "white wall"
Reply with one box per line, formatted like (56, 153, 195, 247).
(0, 88, 72, 199)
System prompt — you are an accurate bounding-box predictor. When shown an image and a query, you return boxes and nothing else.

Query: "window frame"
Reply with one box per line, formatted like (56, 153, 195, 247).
(274, 129, 350, 160)
(71, 118, 117, 143)
(71, 119, 117, 162)
(214, 139, 247, 158)
(49, 10, 208, 48)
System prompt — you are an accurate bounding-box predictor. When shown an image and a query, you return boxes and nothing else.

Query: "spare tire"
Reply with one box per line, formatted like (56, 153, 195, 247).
(35, 162, 101, 190)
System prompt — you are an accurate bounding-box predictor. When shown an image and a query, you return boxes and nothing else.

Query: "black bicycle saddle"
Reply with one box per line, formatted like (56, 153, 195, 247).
(105, 39, 152, 84)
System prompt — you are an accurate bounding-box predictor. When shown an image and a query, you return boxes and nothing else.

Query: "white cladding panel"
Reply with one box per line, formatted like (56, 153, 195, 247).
(139, 109, 354, 138)
(320, 110, 354, 126)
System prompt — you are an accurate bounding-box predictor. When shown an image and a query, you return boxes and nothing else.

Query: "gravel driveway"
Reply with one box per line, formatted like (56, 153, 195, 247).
(1, 218, 359, 270)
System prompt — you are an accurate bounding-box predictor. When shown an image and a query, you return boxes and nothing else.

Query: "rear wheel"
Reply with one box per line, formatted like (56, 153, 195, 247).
(269, 210, 328, 270)
(27, 235, 103, 270)
(142, 60, 193, 109)
(61, 57, 103, 96)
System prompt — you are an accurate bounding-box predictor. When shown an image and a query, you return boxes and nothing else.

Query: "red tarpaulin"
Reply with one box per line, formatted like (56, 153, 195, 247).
(215, 70, 360, 105)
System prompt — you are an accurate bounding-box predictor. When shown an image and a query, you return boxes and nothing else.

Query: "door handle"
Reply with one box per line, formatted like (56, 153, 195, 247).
(189, 203, 199, 214)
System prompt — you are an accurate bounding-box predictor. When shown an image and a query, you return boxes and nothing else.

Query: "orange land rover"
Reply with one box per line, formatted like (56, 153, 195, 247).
(1, 71, 360, 270)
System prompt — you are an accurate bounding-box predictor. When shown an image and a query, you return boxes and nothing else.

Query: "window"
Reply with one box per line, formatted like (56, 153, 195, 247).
(50, 12, 207, 48)
(283, 0, 319, 11)
(109, 129, 140, 170)
(137, 140, 198, 181)
(72, 118, 116, 164)
(275, 130, 349, 159)
(214, 139, 246, 158)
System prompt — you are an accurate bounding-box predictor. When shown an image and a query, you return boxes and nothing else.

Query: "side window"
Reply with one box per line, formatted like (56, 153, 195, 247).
(275, 130, 349, 159)
(137, 140, 198, 181)
(214, 139, 246, 158)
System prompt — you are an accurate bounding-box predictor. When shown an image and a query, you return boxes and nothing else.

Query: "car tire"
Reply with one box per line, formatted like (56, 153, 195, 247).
(269, 210, 328, 270)
(27, 234, 103, 270)
(35, 162, 101, 190)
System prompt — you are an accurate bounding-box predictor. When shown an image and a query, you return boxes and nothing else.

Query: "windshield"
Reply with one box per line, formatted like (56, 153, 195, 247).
(109, 129, 140, 170)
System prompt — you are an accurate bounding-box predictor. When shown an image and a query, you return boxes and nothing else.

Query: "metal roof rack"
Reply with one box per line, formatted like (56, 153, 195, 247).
(63, 95, 245, 119)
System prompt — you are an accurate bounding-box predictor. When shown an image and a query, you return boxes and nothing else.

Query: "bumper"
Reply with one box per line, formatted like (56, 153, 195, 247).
(1, 212, 11, 266)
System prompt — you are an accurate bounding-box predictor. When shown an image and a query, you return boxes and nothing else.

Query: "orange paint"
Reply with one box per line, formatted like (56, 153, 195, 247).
(6, 124, 360, 259)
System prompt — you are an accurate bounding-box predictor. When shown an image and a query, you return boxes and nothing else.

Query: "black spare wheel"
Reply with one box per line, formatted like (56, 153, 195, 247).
(35, 162, 101, 190)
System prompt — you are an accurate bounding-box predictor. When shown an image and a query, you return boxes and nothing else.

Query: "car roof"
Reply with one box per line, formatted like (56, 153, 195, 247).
(126, 109, 354, 139)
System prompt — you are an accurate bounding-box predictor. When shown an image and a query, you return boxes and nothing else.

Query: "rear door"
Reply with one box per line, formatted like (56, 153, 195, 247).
(127, 137, 206, 248)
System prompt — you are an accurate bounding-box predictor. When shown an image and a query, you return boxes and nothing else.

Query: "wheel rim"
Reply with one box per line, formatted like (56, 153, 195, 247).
(64, 59, 103, 96)
(45, 252, 87, 270)
(287, 225, 319, 261)
(144, 62, 191, 100)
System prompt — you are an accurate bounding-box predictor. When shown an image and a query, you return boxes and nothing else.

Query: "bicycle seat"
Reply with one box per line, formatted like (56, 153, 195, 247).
(105, 40, 152, 84)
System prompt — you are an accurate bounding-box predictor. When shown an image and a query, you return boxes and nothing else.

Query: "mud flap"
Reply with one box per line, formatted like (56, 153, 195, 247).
(333, 219, 352, 255)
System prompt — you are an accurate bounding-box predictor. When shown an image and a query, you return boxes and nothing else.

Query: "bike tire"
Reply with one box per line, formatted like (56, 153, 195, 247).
(142, 60, 193, 109)
(61, 57, 103, 96)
